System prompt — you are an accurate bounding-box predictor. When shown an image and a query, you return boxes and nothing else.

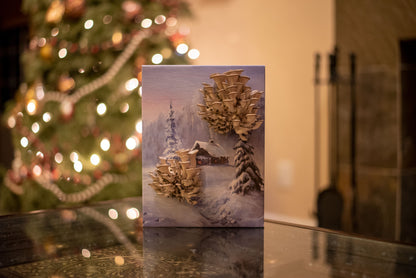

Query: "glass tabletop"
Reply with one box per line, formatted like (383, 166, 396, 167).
(0, 197, 415, 277)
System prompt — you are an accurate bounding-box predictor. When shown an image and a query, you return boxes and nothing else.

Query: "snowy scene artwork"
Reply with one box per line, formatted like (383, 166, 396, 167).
(142, 66, 265, 227)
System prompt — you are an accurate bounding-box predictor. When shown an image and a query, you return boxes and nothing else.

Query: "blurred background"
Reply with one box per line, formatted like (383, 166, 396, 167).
(0, 0, 415, 245)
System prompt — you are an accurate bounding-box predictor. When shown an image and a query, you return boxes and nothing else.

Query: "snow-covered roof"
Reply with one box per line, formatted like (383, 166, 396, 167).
(192, 140, 228, 157)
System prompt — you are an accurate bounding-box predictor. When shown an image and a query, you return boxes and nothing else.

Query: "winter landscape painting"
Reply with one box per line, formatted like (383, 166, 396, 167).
(142, 65, 265, 227)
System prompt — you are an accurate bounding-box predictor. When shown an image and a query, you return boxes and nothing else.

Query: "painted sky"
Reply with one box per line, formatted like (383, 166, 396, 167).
(142, 65, 265, 123)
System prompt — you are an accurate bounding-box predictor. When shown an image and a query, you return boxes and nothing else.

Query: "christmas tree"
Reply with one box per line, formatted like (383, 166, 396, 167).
(1, 0, 197, 213)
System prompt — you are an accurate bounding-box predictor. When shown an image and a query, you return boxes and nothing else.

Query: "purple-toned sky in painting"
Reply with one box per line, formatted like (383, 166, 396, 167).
(142, 65, 265, 123)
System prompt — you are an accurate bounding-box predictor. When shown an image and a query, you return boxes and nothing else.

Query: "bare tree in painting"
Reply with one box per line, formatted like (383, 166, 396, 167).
(198, 70, 264, 194)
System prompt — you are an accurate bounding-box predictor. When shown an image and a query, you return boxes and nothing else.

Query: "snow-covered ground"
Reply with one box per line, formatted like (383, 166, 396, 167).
(143, 165, 264, 227)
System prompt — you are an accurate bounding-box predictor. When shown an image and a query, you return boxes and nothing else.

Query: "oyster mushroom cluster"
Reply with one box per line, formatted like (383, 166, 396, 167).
(149, 149, 201, 205)
(198, 69, 264, 141)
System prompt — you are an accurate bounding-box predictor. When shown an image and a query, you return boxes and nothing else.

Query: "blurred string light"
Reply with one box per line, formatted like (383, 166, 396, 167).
(36, 151, 44, 159)
(126, 207, 140, 219)
(7, 116, 16, 128)
(154, 15, 166, 24)
(139, 86, 142, 97)
(26, 99, 38, 115)
(125, 136, 139, 150)
(32, 122, 40, 133)
(188, 49, 200, 60)
(97, 103, 107, 115)
(20, 137, 29, 148)
(43, 112, 52, 122)
(141, 18, 152, 28)
(51, 27, 59, 37)
(151, 53, 163, 64)
(176, 43, 188, 54)
(100, 138, 110, 151)
(135, 120, 142, 134)
(70, 151, 79, 162)
(120, 103, 129, 113)
(35, 84, 45, 100)
(32, 165, 42, 177)
(90, 154, 100, 166)
(74, 161, 83, 172)
(58, 48, 67, 58)
(84, 19, 94, 30)
(166, 17, 177, 27)
(55, 152, 63, 164)
(125, 78, 138, 91)
(112, 31, 123, 45)
(82, 249, 91, 258)
(38, 38, 46, 47)
(108, 208, 118, 219)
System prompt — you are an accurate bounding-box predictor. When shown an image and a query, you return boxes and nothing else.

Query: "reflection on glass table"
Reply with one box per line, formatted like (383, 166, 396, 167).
(0, 197, 415, 277)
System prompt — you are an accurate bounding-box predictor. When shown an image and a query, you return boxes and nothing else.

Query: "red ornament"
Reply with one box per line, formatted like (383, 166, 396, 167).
(64, 0, 86, 19)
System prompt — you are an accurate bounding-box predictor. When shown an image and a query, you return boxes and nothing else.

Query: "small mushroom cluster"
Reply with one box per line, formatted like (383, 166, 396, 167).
(149, 149, 201, 205)
(198, 69, 264, 141)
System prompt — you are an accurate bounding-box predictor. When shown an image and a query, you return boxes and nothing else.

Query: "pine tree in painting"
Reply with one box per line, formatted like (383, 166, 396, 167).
(230, 140, 264, 194)
(198, 69, 264, 195)
(163, 102, 182, 159)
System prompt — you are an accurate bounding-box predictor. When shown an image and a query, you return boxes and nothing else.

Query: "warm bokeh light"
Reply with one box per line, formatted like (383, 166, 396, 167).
(141, 18, 152, 28)
(125, 78, 139, 91)
(35, 84, 45, 100)
(20, 137, 29, 148)
(176, 43, 188, 54)
(135, 120, 142, 134)
(58, 48, 67, 58)
(26, 99, 38, 115)
(84, 19, 94, 29)
(74, 161, 83, 172)
(7, 116, 16, 128)
(112, 31, 123, 45)
(43, 112, 52, 122)
(70, 152, 79, 162)
(155, 15, 166, 24)
(166, 17, 177, 27)
(120, 103, 129, 113)
(188, 49, 200, 60)
(151, 53, 163, 64)
(55, 152, 63, 164)
(126, 136, 139, 150)
(31, 122, 40, 133)
(126, 207, 140, 219)
(100, 138, 111, 151)
(32, 165, 42, 177)
(82, 249, 91, 258)
(97, 103, 107, 115)
(108, 208, 118, 219)
(90, 154, 100, 166)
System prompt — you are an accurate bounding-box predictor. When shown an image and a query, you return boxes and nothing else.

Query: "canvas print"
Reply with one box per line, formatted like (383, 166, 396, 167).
(142, 66, 265, 227)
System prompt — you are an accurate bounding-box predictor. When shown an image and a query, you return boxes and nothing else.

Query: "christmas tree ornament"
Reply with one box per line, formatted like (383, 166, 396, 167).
(58, 75, 75, 92)
(122, 1, 142, 21)
(60, 100, 74, 120)
(39, 43, 53, 60)
(64, 0, 86, 19)
(46, 0, 65, 24)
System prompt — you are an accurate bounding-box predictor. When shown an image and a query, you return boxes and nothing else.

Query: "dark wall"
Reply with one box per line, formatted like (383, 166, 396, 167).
(335, 0, 416, 243)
